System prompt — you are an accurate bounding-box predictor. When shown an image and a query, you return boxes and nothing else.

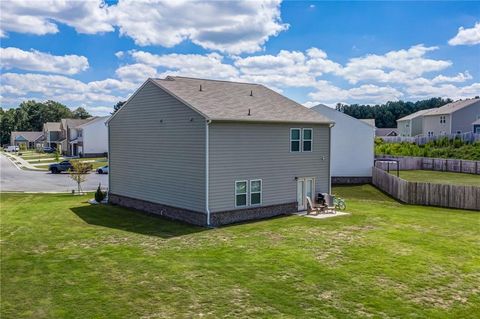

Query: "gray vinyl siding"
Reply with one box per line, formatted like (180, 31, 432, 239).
(109, 81, 206, 213)
(397, 120, 410, 136)
(208, 122, 330, 212)
(411, 117, 424, 136)
(451, 101, 480, 133)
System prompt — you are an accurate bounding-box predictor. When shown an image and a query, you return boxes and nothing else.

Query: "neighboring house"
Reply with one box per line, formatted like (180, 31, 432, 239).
(473, 118, 480, 134)
(375, 128, 398, 137)
(76, 116, 109, 157)
(43, 122, 62, 150)
(311, 104, 374, 183)
(59, 118, 95, 156)
(422, 98, 480, 136)
(107, 76, 334, 227)
(10, 131, 44, 149)
(397, 109, 433, 137)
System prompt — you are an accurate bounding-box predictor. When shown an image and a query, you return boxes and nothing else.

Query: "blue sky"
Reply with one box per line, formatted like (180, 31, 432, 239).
(1, 0, 479, 115)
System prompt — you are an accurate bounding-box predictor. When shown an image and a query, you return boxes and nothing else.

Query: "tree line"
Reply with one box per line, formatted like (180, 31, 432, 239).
(0, 100, 91, 146)
(335, 97, 454, 128)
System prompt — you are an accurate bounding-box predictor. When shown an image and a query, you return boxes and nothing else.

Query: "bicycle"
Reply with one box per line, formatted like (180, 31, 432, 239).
(333, 195, 346, 210)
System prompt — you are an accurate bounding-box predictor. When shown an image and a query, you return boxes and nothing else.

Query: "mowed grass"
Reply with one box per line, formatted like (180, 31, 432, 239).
(1, 185, 479, 318)
(390, 170, 480, 187)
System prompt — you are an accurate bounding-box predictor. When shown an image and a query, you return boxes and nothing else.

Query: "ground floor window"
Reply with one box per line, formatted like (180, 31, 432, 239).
(250, 180, 262, 205)
(235, 181, 247, 207)
(235, 179, 262, 207)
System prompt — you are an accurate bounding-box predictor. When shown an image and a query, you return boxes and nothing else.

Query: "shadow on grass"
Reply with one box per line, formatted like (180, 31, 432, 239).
(70, 204, 205, 239)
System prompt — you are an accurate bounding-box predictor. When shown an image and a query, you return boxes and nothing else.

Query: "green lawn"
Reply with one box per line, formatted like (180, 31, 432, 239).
(390, 170, 480, 187)
(34, 158, 107, 170)
(1, 185, 479, 318)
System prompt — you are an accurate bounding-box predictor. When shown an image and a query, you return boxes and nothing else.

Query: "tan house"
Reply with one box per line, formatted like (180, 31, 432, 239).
(10, 131, 44, 149)
(59, 118, 95, 156)
(422, 98, 480, 136)
(43, 122, 62, 150)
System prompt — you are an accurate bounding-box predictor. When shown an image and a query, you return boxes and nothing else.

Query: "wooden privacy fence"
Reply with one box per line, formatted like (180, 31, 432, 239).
(372, 167, 480, 211)
(375, 155, 480, 175)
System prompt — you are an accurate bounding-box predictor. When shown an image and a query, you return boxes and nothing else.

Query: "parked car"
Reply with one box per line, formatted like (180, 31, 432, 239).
(49, 160, 73, 174)
(97, 165, 109, 174)
(43, 146, 56, 153)
(3, 145, 19, 152)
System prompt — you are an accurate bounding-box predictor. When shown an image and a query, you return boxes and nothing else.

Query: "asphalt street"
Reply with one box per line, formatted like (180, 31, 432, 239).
(1, 154, 108, 192)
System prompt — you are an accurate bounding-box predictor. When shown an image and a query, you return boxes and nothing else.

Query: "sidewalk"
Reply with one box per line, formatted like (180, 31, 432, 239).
(3, 153, 44, 170)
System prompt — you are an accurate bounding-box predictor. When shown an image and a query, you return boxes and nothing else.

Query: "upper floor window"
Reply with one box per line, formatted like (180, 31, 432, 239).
(303, 129, 312, 152)
(440, 116, 446, 124)
(290, 128, 313, 152)
(290, 129, 300, 152)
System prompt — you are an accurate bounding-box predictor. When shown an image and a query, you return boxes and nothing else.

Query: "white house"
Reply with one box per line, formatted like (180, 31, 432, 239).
(311, 104, 375, 183)
(76, 116, 109, 157)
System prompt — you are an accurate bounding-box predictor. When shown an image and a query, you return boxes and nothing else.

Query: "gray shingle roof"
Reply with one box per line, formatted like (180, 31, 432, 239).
(397, 109, 434, 121)
(44, 122, 61, 131)
(11, 131, 43, 142)
(423, 98, 480, 116)
(375, 128, 398, 136)
(151, 76, 333, 124)
(61, 118, 94, 129)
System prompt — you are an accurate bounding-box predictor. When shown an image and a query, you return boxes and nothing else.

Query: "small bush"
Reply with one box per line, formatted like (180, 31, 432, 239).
(95, 184, 105, 203)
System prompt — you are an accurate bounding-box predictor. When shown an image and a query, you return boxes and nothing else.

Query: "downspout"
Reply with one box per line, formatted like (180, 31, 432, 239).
(206, 119, 211, 226)
(107, 122, 110, 199)
(328, 123, 335, 194)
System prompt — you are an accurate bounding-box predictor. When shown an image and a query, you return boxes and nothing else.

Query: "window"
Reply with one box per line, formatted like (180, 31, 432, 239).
(291, 128, 313, 152)
(428, 131, 434, 137)
(290, 129, 300, 152)
(250, 180, 262, 205)
(440, 116, 446, 124)
(235, 181, 247, 207)
(456, 131, 462, 135)
(303, 129, 312, 152)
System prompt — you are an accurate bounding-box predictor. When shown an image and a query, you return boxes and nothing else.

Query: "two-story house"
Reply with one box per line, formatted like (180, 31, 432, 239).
(43, 122, 62, 150)
(107, 76, 334, 227)
(396, 109, 433, 137)
(59, 118, 94, 156)
(75, 116, 109, 157)
(422, 98, 480, 136)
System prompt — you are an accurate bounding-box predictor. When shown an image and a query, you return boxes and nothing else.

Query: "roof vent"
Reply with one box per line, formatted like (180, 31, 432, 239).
(199, 85, 203, 92)
(250, 90, 253, 96)
(248, 109, 251, 116)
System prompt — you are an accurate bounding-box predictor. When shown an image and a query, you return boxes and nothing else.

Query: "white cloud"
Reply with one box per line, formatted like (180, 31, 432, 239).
(115, 63, 158, 82)
(130, 51, 239, 80)
(338, 44, 452, 84)
(448, 22, 480, 46)
(0, 0, 113, 37)
(405, 82, 480, 100)
(308, 81, 403, 105)
(0, 73, 130, 115)
(111, 0, 288, 54)
(0, 0, 288, 54)
(0, 47, 89, 75)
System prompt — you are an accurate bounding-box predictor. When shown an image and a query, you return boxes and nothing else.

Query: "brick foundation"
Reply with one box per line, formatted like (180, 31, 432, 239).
(332, 176, 372, 184)
(210, 202, 297, 227)
(109, 193, 296, 227)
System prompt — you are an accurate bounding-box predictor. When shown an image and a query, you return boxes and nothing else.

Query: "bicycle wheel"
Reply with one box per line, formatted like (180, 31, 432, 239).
(338, 200, 346, 210)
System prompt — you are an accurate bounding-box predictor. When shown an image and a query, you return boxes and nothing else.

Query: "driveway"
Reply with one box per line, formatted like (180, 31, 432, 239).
(1, 154, 108, 192)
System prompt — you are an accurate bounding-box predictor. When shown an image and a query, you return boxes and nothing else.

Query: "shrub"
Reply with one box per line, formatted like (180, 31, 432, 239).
(95, 184, 105, 203)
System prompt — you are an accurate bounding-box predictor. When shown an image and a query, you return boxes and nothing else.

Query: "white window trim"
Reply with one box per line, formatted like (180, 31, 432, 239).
(235, 180, 248, 208)
(249, 179, 262, 206)
(302, 128, 313, 152)
(290, 128, 301, 152)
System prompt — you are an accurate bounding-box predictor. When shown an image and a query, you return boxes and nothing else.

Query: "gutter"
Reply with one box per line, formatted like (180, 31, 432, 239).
(205, 119, 211, 226)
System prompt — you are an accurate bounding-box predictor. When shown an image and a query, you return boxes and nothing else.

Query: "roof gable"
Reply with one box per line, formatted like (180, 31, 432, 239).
(397, 109, 433, 121)
(311, 104, 371, 128)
